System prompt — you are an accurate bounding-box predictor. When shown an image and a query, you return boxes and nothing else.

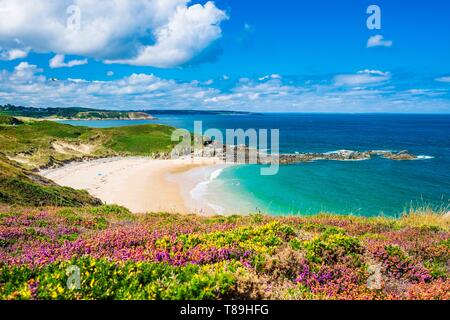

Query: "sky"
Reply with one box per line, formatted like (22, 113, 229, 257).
(0, 0, 449, 112)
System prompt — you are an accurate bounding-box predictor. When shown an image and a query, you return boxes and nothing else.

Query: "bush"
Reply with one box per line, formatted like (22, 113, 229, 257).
(90, 205, 132, 217)
(0, 258, 239, 300)
(303, 227, 362, 264)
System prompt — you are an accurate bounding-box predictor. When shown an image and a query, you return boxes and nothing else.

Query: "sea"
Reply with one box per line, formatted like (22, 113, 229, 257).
(59, 113, 450, 217)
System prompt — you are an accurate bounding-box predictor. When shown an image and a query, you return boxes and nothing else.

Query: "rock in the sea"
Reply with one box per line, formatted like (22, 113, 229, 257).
(188, 138, 421, 165)
(382, 150, 417, 161)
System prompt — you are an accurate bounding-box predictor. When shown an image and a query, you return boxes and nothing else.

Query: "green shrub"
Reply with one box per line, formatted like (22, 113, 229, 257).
(424, 260, 447, 279)
(303, 227, 362, 264)
(90, 205, 131, 217)
(0, 258, 238, 300)
(57, 209, 82, 224)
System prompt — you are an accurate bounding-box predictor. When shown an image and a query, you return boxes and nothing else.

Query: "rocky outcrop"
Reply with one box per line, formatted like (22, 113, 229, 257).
(191, 139, 420, 165)
(379, 150, 418, 161)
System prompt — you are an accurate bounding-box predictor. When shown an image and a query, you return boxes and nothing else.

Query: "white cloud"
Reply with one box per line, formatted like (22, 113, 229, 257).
(436, 76, 450, 83)
(334, 70, 391, 86)
(0, 0, 227, 68)
(258, 74, 282, 81)
(407, 89, 428, 95)
(107, 2, 228, 67)
(0, 48, 28, 61)
(107, 71, 114, 77)
(0, 63, 449, 113)
(358, 69, 390, 76)
(49, 54, 88, 68)
(10, 62, 44, 82)
(405, 88, 446, 96)
(367, 35, 393, 48)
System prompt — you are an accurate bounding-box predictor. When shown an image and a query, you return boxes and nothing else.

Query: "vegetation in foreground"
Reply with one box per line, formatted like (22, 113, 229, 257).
(0, 204, 448, 300)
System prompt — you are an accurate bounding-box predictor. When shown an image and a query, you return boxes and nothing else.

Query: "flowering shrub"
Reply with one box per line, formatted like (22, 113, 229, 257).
(0, 258, 239, 300)
(0, 205, 448, 300)
(302, 227, 363, 265)
(371, 245, 432, 282)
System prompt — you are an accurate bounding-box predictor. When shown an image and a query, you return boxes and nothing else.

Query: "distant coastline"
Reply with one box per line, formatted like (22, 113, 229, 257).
(45, 115, 155, 121)
(0, 104, 255, 120)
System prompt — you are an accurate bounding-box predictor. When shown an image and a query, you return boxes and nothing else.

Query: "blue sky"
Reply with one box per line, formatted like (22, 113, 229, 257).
(0, 0, 449, 112)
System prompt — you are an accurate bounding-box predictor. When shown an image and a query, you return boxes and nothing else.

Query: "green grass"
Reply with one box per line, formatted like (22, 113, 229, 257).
(0, 118, 179, 206)
(0, 115, 23, 125)
(104, 124, 178, 155)
(0, 119, 178, 168)
(0, 154, 102, 207)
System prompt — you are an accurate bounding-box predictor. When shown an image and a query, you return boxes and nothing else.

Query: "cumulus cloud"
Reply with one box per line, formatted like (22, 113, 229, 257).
(49, 54, 88, 68)
(334, 70, 391, 86)
(367, 35, 393, 48)
(107, 2, 228, 67)
(9, 62, 45, 82)
(0, 63, 449, 113)
(0, 62, 215, 109)
(0, 48, 29, 61)
(0, 0, 227, 68)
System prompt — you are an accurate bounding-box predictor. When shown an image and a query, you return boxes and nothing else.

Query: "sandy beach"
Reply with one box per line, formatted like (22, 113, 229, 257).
(40, 157, 227, 214)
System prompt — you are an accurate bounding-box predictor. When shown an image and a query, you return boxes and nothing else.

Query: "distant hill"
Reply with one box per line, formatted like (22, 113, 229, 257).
(0, 104, 255, 119)
(0, 105, 154, 120)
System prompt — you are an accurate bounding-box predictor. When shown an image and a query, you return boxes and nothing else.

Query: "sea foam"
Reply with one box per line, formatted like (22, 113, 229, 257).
(190, 168, 226, 213)
(416, 155, 435, 160)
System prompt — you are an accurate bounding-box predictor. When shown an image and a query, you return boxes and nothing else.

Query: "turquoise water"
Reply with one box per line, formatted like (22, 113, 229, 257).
(59, 113, 450, 217)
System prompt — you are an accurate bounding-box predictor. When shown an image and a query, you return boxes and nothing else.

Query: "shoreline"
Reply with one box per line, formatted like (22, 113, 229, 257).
(40, 157, 227, 215)
(170, 164, 232, 215)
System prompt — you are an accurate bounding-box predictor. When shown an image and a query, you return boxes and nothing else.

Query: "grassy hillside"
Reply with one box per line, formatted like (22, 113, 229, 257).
(0, 205, 448, 300)
(0, 105, 153, 120)
(0, 116, 178, 207)
(0, 154, 102, 207)
(0, 115, 23, 125)
(0, 117, 178, 169)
